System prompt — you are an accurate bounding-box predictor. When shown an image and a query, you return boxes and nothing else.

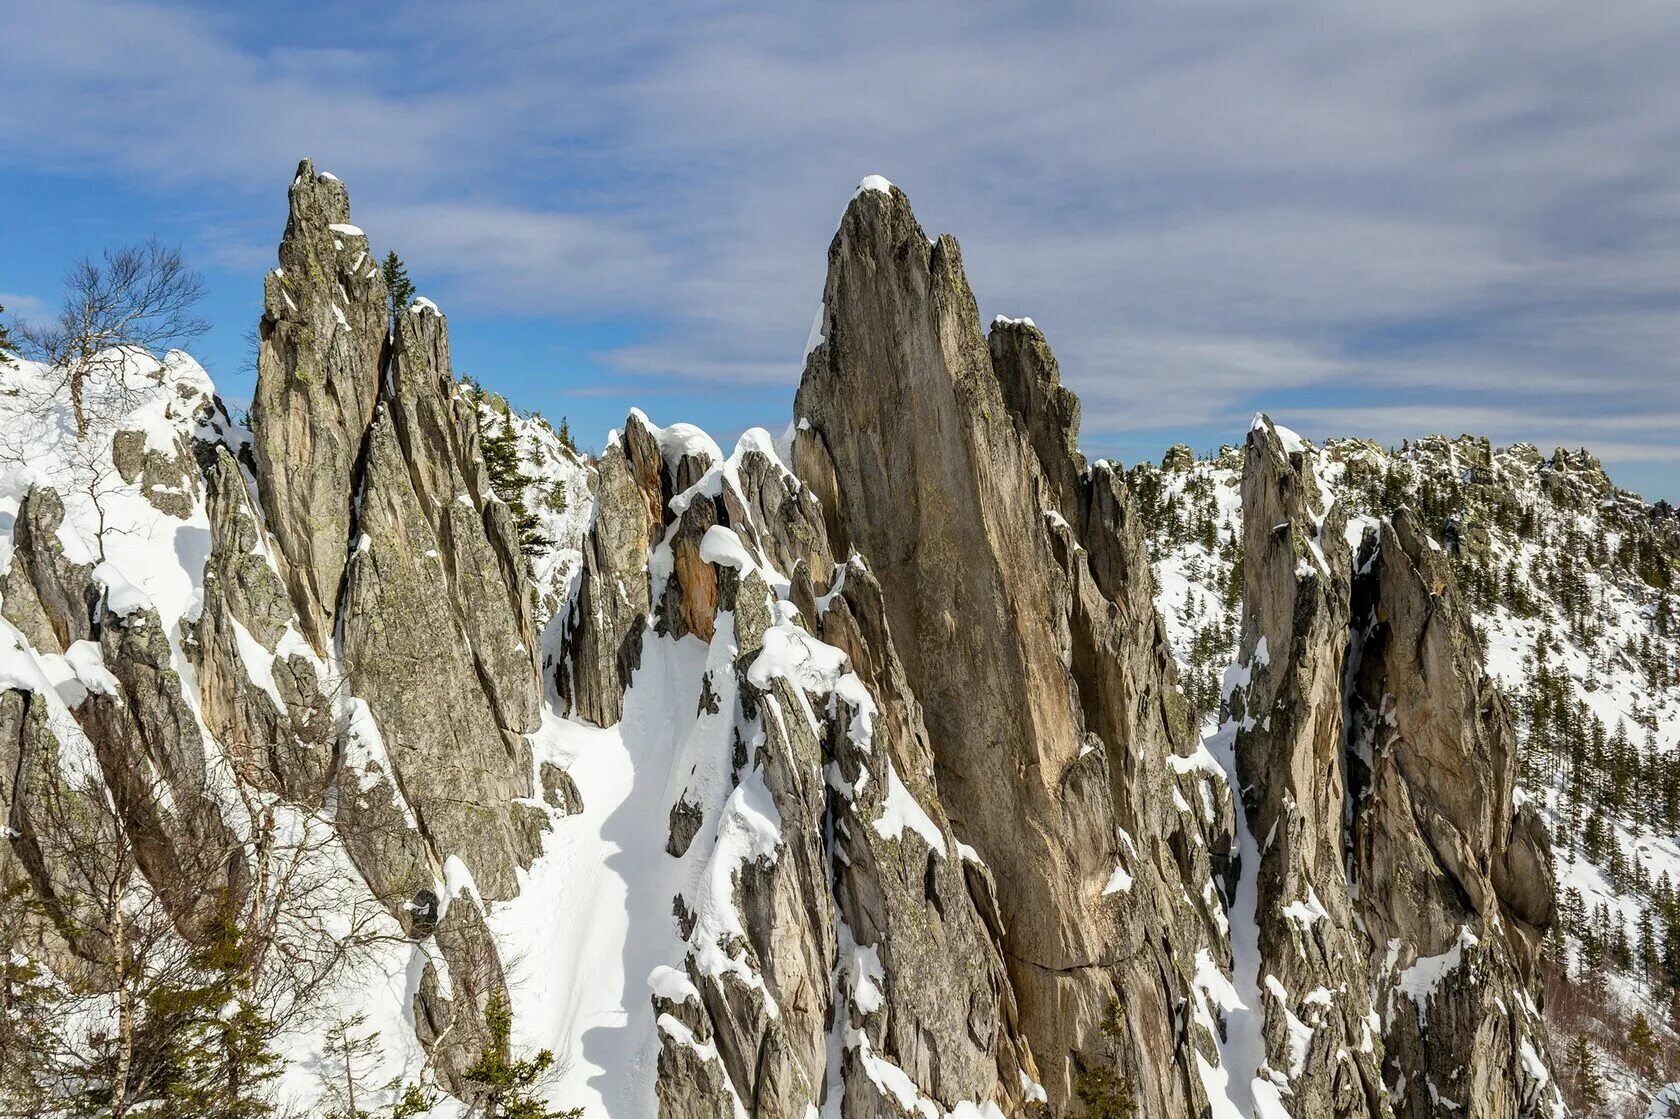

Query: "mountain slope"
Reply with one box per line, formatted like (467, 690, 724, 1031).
(1, 164, 1644, 1118)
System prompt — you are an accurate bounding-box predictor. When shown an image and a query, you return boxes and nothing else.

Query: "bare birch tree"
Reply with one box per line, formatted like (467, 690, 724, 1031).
(18, 239, 208, 438)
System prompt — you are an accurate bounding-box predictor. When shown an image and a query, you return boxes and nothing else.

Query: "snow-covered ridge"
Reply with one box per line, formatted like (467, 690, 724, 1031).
(0, 352, 445, 1113)
(1139, 430, 1679, 1113)
(1, 345, 998, 1116)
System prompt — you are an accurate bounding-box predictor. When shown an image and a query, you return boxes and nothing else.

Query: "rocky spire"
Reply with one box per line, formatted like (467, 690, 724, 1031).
(337, 299, 544, 906)
(1229, 415, 1562, 1117)
(1229, 417, 1389, 1113)
(560, 409, 660, 725)
(249, 159, 389, 653)
(1348, 508, 1559, 1117)
(793, 179, 1233, 1112)
(241, 164, 553, 1089)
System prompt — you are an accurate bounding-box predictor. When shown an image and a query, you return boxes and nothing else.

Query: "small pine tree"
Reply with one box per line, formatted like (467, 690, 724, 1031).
(1071, 1000, 1137, 1119)
(382, 252, 416, 323)
(481, 413, 554, 556)
(1567, 1032, 1605, 1114)
(386, 1082, 439, 1118)
(110, 913, 280, 1119)
(1629, 1011, 1662, 1074)
(557, 415, 576, 454)
(323, 1012, 381, 1119)
(463, 991, 581, 1119)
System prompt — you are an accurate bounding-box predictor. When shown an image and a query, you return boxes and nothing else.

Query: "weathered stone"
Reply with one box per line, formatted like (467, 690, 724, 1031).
(541, 762, 584, 815)
(380, 303, 541, 735)
(340, 402, 537, 902)
(0, 486, 93, 656)
(0, 687, 120, 967)
(1348, 508, 1558, 1118)
(77, 600, 248, 938)
(190, 447, 332, 800)
(249, 158, 388, 652)
(1229, 417, 1389, 1115)
(111, 427, 198, 519)
(562, 413, 661, 726)
(988, 318, 1084, 519)
(820, 563, 1034, 1114)
(793, 182, 1230, 1111)
(1161, 443, 1195, 472)
(666, 796, 704, 857)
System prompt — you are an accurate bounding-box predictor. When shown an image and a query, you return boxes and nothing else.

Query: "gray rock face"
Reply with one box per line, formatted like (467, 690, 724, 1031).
(987, 318, 1084, 520)
(378, 305, 540, 732)
(240, 166, 548, 1089)
(0, 688, 119, 968)
(111, 427, 199, 520)
(190, 447, 334, 801)
(79, 598, 249, 936)
(1348, 509, 1558, 1118)
(1161, 443, 1196, 472)
(2, 162, 1571, 1119)
(560, 412, 659, 725)
(249, 159, 388, 653)
(1229, 419, 1389, 1115)
(1, 487, 93, 655)
(1229, 418, 1560, 1118)
(339, 301, 542, 906)
(818, 563, 1036, 1112)
(552, 394, 1047, 1116)
(793, 182, 1232, 1112)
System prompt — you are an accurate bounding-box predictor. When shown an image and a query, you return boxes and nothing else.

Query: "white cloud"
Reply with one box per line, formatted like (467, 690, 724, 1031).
(6, 0, 1679, 490)
(0, 293, 49, 323)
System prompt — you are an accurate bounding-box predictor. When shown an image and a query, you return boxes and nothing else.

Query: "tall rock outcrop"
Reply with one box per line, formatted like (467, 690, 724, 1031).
(240, 164, 553, 1088)
(1348, 509, 1558, 1118)
(1229, 419, 1390, 1115)
(339, 299, 543, 908)
(559, 411, 661, 726)
(0, 488, 93, 656)
(1229, 416, 1562, 1117)
(249, 159, 388, 653)
(2, 162, 1577, 1119)
(793, 181, 1233, 1112)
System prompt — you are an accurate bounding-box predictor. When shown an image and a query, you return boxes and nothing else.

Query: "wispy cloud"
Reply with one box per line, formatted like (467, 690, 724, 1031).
(0, 293, 49, 323)
(5, 0, 1678, 495)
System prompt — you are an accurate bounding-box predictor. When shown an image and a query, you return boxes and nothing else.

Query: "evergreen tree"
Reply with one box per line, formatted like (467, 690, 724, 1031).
(382, 252, 416, 323)
(480, 411, 553, 556)
(1567, 1032, 1605, 1114)
(322, 1012, 437, 1119)
(1629, 1011, 1661, 1075)
(557, 415, 576, 454)
(72, 911, 281, 1118)
(1071, 1001, 1138, 1119)
(0, 303, 16, 363)
(153, 914, 279, 1119)
(1223, 548, 1244, 611)
(462, 991, 581, 1119)
(323, 1012, 381, 1119)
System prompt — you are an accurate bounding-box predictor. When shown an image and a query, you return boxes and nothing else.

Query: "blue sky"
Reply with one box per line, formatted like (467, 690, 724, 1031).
(4, 1, 1678, 499)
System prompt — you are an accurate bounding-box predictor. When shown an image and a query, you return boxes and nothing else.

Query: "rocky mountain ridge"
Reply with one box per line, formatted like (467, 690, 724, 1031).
(3, 164, 1654, 1117)
(1141, 430, 1680, 1117)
